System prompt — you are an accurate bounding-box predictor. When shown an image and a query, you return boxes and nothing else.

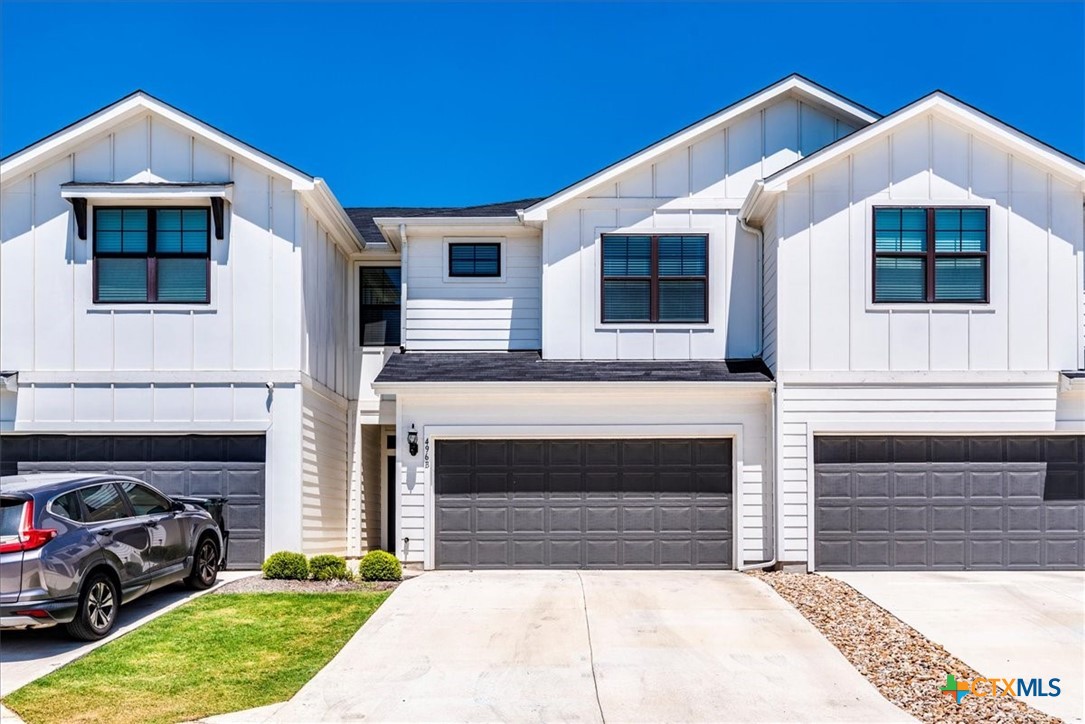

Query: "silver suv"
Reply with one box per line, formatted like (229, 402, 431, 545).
(0, 473, 223, 640)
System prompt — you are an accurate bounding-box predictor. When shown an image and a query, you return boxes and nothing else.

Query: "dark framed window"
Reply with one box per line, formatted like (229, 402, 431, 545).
(601, 234, 708, 323)
(360, 266, 401, 346)
(448, 242, 501, 277)
(873, 207, 988, 303)
(93, 207, 211, 304)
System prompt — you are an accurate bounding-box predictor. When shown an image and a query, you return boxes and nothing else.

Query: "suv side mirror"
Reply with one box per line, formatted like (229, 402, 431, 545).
(171, 500, 187, 513)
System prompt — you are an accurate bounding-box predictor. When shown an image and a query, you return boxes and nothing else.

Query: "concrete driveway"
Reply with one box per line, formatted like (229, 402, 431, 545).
(829, 571, 1084, 724)
(272, 571, 910, 723)
(0, 571, 250, 697)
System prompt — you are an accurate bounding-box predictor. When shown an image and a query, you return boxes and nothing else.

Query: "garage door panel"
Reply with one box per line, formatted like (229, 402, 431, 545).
(1045, 505, 1081, 533)
(585, 506, 619, 533)
(815, 435, 1084, 571)
(435, 438, 732, 569)
(623, 507, 655, 533)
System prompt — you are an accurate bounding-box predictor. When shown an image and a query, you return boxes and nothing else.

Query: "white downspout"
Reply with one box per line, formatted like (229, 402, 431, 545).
(736, 206, 777, 571)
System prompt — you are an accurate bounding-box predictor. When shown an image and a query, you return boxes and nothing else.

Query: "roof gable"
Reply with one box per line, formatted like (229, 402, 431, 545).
(522, 74, 880, 221)
(1, 90, 315, 188)
(742, 91, 1085, 222)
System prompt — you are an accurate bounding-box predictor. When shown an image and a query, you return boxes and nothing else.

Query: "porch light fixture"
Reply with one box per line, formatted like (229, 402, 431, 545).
(407, 425, 419, 456)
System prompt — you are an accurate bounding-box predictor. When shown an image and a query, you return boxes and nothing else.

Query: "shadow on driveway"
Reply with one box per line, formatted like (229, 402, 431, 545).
(0, 572, 253, 697)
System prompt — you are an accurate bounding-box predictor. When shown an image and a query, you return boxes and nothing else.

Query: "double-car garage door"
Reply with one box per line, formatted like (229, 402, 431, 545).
(0, 434, 266, 568)
(815, 435, 1085, 570)
(434, 438, 733, 569)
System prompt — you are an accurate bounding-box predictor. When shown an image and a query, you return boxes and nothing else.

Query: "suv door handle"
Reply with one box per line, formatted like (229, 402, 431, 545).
(143, 520, 157, 529)
(96, 528, 113, 537)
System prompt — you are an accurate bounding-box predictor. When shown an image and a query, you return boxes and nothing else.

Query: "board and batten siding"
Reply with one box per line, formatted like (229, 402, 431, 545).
(302, 208, 350, 397)
(761, 210, 779, 373)
(771, 112, 1083, 374)
(777, 378, 1067, 564)
(403, 233, 542, 351)
(541, 96, 861, 361)
(394, 387, 771, 568)
(300, 383, 350, 556)
(0, 113, 305, 382)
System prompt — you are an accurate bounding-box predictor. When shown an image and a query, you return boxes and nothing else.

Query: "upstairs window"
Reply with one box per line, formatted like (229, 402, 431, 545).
(94, 207, 210, 304)
(448, 242, 501, 277)
(360, 266, 401, 346)
(873, 207, 988, 303)
(601, 234, 708, 323)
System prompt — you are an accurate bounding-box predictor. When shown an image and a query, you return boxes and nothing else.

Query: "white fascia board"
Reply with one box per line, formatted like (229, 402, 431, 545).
(522, 75, 880, 222)
(776, 370, 1060, 386)
(374, 216, 524, 246)
(302, 179, 366, 252)
(1, 92, 315, 190)
(60, 183, 234, 201)
(760, 94, 1085, 196)
(372, 380, 775, 394)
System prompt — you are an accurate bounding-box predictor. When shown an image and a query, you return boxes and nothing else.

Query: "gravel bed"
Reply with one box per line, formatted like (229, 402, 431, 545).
(750, 571, 1062, 724)
(215, 575, 399, 594)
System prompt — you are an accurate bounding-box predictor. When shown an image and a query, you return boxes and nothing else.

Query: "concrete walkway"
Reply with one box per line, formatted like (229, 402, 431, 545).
(0, 571, 252, 698)
(830, 571, 1084, 724)
(271, 571, 912, 723)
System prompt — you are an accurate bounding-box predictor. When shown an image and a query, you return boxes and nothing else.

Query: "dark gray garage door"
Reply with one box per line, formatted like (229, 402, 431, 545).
(435, 438, 733, 569)
(0, 435, 266, 569)
(815, 436, 1084, 570)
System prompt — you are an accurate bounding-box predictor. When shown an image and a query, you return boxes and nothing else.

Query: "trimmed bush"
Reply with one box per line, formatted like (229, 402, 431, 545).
(359, 550, 402, 581)
(310, 554, 352, 581)
(262, 551, 309, 580)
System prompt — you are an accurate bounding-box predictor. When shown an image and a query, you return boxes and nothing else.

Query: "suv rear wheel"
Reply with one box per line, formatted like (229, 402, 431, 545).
(66, 572, 119, 641)
(184, 536, 219, 590)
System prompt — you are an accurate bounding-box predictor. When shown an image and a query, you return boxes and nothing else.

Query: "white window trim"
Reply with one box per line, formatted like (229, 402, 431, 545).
(442, 237, 507, 284)
(864, 197, 998, 313)
(355, 260, 403, 349)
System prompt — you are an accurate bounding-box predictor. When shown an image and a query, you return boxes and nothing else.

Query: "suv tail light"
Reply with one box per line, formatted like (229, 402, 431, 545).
(0, 500, 57, 554)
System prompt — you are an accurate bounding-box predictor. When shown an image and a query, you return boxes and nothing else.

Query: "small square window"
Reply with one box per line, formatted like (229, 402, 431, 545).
(448, 243, 501, 277)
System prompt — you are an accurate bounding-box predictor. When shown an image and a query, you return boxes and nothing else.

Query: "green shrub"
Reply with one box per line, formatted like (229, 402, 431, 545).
(262, 551, 309, 580)
(310, 554, 352, 581)
(359, 550, 402, 581)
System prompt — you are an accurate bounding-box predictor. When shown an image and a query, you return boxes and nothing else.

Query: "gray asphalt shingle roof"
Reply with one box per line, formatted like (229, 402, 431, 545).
(345, 198, 545, 245)
(374, 351, 773, 384)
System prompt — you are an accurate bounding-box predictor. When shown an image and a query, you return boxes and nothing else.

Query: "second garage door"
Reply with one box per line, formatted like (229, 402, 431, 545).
(434, 438, 733, 569)
(814, 435, 1085, 570)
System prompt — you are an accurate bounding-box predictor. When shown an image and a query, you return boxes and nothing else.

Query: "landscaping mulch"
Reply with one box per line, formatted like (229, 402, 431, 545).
(750, 571, 1062, 724)
(216, 575, 399, 595)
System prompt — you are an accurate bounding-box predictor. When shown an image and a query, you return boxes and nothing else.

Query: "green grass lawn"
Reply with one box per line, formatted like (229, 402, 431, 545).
(3, 591, 391, 724)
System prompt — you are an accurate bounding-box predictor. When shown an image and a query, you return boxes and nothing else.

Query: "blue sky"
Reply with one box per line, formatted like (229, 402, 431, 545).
(2, 2, 1082, 206)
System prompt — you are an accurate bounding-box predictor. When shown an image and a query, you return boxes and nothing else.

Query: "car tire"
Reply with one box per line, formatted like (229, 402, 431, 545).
(184, 536, 220, 590)
(65, 572, 120, 641)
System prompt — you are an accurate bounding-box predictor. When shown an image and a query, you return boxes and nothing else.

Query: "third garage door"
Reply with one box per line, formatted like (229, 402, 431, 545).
(435, 438, 733, 569)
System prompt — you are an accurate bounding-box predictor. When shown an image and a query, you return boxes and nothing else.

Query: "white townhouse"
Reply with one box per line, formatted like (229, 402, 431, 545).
(2, 75, 1083, 572)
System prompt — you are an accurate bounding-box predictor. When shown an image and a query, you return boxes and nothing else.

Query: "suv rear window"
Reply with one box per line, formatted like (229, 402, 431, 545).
(1, 498, 26, 538)
(50, 492, 84, 522)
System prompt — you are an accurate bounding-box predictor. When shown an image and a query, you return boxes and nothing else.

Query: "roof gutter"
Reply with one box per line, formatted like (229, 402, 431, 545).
(301, 179, 366, 253)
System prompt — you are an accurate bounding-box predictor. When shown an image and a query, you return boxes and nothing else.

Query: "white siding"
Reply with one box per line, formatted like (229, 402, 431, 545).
(395, 387, 770, 568)
(301, 383, 349, 556)
(761, 210, 779, 373)
(301, 208, 350, 396)
(772, 111, 1084, 374)
(403, 233, 542, 350)
(777, 378, 1067, 564)
(542, 96, 859, 361)
(0, 112, 304, 383)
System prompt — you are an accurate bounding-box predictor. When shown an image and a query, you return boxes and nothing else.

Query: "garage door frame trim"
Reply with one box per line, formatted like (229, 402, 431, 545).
(417, 423, 745, 570)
